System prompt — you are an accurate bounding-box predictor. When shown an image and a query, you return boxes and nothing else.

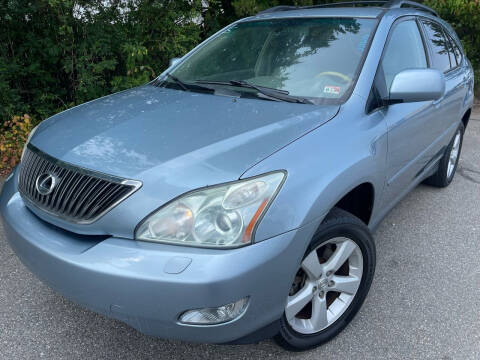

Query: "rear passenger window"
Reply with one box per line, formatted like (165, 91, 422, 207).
(447, 33, 463, 67)
(421, 20, 451, 72)
(446, 36, 457, 67)
(381, 20, 427, 91)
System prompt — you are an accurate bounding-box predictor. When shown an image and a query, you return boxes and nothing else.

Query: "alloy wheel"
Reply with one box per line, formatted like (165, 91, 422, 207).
(447, 130, 461, 179)
(286, 237, 363, 334)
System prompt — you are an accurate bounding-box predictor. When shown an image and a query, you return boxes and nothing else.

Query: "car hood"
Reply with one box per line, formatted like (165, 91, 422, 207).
(27, 85, 340, 237)
(32, 85, 339, 183)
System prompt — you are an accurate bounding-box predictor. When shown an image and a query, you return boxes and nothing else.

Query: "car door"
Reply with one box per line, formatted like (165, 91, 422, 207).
(370, 18, 442, 208)
(419, 18, 467, 141)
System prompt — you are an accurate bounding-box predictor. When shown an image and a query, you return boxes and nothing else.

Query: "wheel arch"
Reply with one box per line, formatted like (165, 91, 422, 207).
(462, 108, 472, 130)
(332, 182, 375, 226)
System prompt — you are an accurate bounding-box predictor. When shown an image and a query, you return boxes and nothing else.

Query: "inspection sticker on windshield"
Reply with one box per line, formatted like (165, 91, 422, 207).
(324, 86, 341, 95)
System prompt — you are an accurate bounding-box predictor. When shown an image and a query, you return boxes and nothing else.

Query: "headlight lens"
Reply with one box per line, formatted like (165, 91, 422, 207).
(21, 124, 40, 162)
(135, 172, 285, 248)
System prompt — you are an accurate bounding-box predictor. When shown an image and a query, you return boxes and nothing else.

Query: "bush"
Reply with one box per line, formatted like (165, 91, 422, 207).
(0, 115, 34, 176)
(426, 0, 480, 93)
(0, 0, 478, 175)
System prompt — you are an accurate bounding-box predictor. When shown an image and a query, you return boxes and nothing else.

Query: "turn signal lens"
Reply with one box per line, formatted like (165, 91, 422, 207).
(148, 203, 193, 242)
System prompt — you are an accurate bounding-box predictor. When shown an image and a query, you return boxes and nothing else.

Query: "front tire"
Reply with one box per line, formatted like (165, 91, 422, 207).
(275, 208, 376, 351)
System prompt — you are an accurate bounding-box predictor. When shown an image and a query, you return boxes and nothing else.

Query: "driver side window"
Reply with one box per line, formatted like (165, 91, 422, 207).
(382, 20, 428, 91)
(368, 19, 428, 112)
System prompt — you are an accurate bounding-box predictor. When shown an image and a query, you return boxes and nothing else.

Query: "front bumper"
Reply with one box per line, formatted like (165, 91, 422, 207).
(0, 173, 317, 344)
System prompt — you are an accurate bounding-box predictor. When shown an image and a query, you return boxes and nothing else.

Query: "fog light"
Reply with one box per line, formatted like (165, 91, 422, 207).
(179, 297, 249, 325)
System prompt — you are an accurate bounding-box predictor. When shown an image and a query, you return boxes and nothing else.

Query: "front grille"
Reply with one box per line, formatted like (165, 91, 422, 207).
(18, 145, 142, 224)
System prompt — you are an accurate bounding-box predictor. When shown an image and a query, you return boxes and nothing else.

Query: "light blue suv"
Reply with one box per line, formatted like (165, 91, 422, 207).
(0, 0, 474, 351)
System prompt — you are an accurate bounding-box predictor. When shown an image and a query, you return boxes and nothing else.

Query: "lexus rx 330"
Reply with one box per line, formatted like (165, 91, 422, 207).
(0, 1, 474, 351)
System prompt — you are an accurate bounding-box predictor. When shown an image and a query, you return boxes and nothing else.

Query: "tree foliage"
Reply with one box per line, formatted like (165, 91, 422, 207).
(0, 0, 478, 174)
(425, 0, 480, 89)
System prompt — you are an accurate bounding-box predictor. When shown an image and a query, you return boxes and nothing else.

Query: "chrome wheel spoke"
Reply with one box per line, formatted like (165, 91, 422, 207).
(447, 131, 461, 178)
(329, 275, 361, 295)
(310, 295, 328, 330)
(286, 237, 364, 335)
(286, 283, 314, 320)
(324, 239, 356, 273)
(302, 251, 323, 280)
(453, 134, 460, 149)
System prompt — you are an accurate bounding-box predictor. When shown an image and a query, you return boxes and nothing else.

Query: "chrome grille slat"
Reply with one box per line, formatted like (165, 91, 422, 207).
(72, 178, 102, 218)
(85, 184, 123, 219)
(55, 170, 75, 212)
(34, 157, 50, 202)
(60, 174, 84, 213)
(19, 150, 30, 190)
(25, 152, 37, 197)
(18, 145, 142, 224)
(24, 150, 35, 184)
(78, 182, 112, 219)
(25, 151, 37, 197)
(47, 166, 63, 208)
(28, 151, 43, 199)
(66, 177, 94, 215)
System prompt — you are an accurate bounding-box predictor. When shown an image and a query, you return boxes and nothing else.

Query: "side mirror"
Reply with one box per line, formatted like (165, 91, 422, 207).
(387, 69, 445, 105)
(169, 57, 181, 68)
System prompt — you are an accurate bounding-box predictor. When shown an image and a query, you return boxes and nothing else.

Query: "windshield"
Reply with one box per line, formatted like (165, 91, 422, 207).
(168, 17, 377, 103)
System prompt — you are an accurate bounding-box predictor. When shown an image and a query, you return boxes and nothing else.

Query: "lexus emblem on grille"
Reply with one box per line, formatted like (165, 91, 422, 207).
(35, 173, 58, 196)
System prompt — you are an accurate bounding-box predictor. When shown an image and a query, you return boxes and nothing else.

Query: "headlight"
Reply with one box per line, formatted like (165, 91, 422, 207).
(21, 124, 40, 162)
(135, 171, 286, 248)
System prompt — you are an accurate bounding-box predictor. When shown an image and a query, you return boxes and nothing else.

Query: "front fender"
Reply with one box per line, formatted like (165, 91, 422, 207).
(243, 96, 388, 242)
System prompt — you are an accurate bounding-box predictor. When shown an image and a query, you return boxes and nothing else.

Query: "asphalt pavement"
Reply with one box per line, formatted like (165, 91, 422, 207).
(1, 113, 480, 359)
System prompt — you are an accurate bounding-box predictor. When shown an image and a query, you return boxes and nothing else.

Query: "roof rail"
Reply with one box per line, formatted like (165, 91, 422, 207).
(306, 1, 389, 9)
(257, 0, 438, 17)
(257, 5, 298, 15)
(257, 1, 388, 14)
(385, 0, 438, 17)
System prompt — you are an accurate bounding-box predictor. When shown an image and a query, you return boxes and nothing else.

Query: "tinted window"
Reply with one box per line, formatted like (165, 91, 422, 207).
(422, 20, 451, 72)
(447, 33, 462, 67)
(381, 20, 427, 91)
(446, 36, 457, 67)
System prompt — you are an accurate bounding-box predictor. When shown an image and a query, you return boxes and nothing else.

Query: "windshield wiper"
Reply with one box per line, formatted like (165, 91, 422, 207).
(195, 79, 314, 104)
(165, 73, 188, 91)
(157, 73, 214, 93)
(196, 80, 289, 94)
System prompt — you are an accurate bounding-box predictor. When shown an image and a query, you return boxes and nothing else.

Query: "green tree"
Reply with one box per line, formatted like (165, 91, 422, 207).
(426, 0, 480, 93)
(0, 0, 478, 174)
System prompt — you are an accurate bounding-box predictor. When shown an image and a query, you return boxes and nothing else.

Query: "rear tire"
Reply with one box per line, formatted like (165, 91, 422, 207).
(423, 122, 464, 188)
(275, 208, 375, 351)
